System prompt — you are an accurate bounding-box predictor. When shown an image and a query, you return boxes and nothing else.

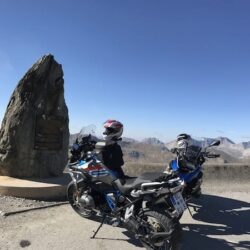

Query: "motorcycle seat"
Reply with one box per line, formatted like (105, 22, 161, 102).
(113, 172, 163, 195)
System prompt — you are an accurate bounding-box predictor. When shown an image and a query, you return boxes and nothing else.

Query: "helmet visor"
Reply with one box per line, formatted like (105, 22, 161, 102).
(103, 127, 116, 135)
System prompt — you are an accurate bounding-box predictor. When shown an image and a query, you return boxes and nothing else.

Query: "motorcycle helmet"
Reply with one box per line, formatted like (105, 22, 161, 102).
(177, 133, 202, 163)
(177, 133, 191, 149)
(103, 119, 123, 142)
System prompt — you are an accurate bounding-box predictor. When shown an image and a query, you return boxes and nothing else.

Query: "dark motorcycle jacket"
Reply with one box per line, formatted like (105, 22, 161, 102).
(101, 142, 125, 178)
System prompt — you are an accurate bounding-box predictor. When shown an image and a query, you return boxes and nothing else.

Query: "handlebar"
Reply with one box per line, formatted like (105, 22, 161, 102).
(171, 147, 220, 157)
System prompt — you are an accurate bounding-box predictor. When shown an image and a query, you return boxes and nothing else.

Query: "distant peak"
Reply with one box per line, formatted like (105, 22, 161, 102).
(216, 137, 235, 145)
(122, 137, 138, 143)
(239, 141, 250, 149)
(142, 137, 164, 146)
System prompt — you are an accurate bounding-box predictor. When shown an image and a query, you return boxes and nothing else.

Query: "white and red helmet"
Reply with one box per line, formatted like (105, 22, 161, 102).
(103, 119, 123, 141)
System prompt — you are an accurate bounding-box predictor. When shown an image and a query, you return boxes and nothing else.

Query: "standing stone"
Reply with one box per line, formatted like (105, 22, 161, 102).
(0, 55, 69, 178)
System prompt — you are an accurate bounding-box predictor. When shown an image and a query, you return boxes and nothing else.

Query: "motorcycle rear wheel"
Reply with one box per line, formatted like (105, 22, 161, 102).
(67, 182, 94, 218)
(140, 210, 182, 250)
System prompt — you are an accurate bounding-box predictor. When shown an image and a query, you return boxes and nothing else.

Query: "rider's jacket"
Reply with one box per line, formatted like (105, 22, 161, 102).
(101, 142, 125, 178)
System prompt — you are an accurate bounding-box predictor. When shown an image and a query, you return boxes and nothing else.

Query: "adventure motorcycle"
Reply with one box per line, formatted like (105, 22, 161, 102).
(168, 139, 221, 202)
(67, 129, 187, 250)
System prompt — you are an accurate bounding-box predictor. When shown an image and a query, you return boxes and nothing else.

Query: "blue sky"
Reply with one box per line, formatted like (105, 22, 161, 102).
(0, 0, 250, 142)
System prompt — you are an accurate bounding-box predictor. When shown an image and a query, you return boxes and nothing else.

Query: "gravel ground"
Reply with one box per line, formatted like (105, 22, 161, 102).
(0, 189, 249, 250)
(0, 195, 67, 215)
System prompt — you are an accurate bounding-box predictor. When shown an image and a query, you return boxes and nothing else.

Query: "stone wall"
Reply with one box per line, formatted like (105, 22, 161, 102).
(124, 163, 250, 182)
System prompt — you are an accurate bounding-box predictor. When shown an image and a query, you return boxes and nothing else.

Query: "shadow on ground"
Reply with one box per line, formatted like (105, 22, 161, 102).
(182, 194, 250, 250)
(81, 214, 144, 247)
(82, 193, 250, 249)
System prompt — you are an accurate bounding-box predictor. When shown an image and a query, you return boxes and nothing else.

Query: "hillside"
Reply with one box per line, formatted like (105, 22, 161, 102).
(121, 140, 173, 164)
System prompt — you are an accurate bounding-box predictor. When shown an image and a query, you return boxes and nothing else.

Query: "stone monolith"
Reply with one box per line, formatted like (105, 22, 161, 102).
(0, 54, 69, 178)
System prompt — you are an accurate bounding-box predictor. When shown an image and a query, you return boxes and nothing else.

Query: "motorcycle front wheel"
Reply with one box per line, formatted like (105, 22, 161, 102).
(140, 210, 182, 250)
(67, 181, 94, 218)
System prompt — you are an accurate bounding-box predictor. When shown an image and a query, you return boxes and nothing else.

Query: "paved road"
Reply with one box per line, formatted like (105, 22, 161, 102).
(0, 189, 250, 250)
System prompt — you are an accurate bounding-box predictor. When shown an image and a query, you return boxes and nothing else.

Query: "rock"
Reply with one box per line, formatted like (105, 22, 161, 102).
(0, 54, 69, 178)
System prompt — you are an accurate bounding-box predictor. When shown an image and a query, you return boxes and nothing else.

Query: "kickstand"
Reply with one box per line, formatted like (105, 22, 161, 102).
(90, 214, 107, 239)
(187, 204, 193, 218)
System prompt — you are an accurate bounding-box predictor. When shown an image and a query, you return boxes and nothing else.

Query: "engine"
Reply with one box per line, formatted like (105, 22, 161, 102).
(79, 194, 95, 208)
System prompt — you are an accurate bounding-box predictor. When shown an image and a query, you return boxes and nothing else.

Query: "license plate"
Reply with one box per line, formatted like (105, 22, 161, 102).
(170, 192, 187, 216)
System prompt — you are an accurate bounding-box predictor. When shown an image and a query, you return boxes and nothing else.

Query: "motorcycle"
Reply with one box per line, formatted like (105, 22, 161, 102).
(168, 139, 221, 202)
(67, 128, 187, 250)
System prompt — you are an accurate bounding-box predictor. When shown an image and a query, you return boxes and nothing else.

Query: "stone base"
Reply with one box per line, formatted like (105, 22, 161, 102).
(0, 174, 71, 200)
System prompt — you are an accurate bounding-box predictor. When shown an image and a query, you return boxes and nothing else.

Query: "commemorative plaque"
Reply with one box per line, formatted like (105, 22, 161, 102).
(34, 115, 63, 150)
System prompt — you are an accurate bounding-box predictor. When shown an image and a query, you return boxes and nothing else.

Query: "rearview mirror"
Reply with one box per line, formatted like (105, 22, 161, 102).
(208, 140, 220, 147)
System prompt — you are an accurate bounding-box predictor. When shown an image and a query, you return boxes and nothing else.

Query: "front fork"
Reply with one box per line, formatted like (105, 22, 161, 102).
(68, 171, 86, 199)
(180, 167, 203, 197)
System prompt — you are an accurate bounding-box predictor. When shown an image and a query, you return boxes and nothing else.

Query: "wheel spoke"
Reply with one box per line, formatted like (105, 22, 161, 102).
(68, 184, 94, 218)
(139, 213, 175, 250)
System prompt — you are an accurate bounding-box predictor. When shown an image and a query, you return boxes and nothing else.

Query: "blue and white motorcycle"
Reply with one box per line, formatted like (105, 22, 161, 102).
(168, 140, 220, 201)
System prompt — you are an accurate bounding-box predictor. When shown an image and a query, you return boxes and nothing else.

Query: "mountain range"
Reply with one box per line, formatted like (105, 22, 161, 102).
(121, 136, 248, 164)
(69, 134, 250, 164)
